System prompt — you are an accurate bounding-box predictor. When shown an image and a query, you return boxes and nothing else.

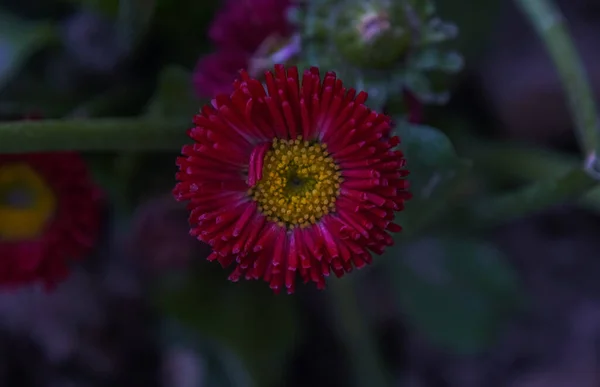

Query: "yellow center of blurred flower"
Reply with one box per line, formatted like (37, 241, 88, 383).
(0, 163, 56, 241)
(249, 136, 342, 228)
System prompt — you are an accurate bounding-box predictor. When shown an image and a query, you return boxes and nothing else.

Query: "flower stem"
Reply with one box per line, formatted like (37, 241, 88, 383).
(463, 139, 600, 216)
(515, 0, 600, 173)
(468, 167, 596, 226)
(461, 139, 578, 180)
(0, 118, 188, 153)
(330, 278, 390, 387)
(459, 0, 600, 226)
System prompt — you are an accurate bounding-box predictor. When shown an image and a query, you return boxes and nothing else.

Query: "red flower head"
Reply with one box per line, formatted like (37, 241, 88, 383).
(0, 152, 102, 289)
(174, 65, 411, 294)
(193, 0, 297, 98)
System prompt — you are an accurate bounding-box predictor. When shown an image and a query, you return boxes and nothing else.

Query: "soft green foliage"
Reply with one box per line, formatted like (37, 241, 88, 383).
(146, 65, 202, 119)
(161, 320, 254, 387)
(116, 0, 157, 50)
(156, 266, 300, 387)
(390, 238, 523, 353)
(394, 122, 472, 235)
(0, 9, 58, 91)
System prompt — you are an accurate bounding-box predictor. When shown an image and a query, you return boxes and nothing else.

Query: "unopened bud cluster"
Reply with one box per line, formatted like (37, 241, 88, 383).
(292, 0, 463, 109)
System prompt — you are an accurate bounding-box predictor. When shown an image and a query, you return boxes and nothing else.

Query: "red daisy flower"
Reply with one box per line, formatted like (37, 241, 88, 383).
(193, 0, 296, 98)
(0, 152, 102, 289)
(174, 65, 411, 294)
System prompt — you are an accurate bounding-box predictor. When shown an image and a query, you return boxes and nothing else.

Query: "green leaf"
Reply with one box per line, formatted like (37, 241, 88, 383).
(146, 65, 201, 119)
(116, 0, 157, 50)
(390, 237, 523, 353)
(154, 264, 300, 387)
(436, 0, 502, 61)
(0, 10, 58, 91)
(395, 122, 472, 234)
(161, 320, 254, 387)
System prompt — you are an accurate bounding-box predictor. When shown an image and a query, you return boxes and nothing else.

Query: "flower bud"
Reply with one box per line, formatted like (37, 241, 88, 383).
(333, 3, 410, 68)
(296, 0, 462, 110)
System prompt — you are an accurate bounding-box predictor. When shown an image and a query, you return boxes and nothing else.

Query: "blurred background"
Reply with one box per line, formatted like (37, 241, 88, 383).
(1, 0, 600, 386)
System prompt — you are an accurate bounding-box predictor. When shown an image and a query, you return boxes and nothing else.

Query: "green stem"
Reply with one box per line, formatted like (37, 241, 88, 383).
(0, 118, 188, 153)
(468, 167, 596, 226)
(515, 0, 600, 166)
(330, 278, 390, 387)
(456, 137, 596, 225)
(463, 139, 600, 216)
(461, 139, 578, 180)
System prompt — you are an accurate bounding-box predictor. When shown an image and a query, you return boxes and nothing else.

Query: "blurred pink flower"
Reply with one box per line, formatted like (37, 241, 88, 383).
(0, 152, 102, 290)
(193, 0, 296, 98)
(208, 0, 292, 49)
(193, 50, 253, 97)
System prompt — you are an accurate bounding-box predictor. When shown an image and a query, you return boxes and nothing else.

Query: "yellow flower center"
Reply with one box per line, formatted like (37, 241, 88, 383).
(0, 163, 56, 241)
(249, 137, 342, 228)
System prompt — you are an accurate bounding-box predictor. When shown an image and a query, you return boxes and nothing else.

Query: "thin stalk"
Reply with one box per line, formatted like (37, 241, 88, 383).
(515, 0, 600, 174)
(0, 118, 189, 153)
(330, 278, 390, 387)
(469, 167, 596, 226)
